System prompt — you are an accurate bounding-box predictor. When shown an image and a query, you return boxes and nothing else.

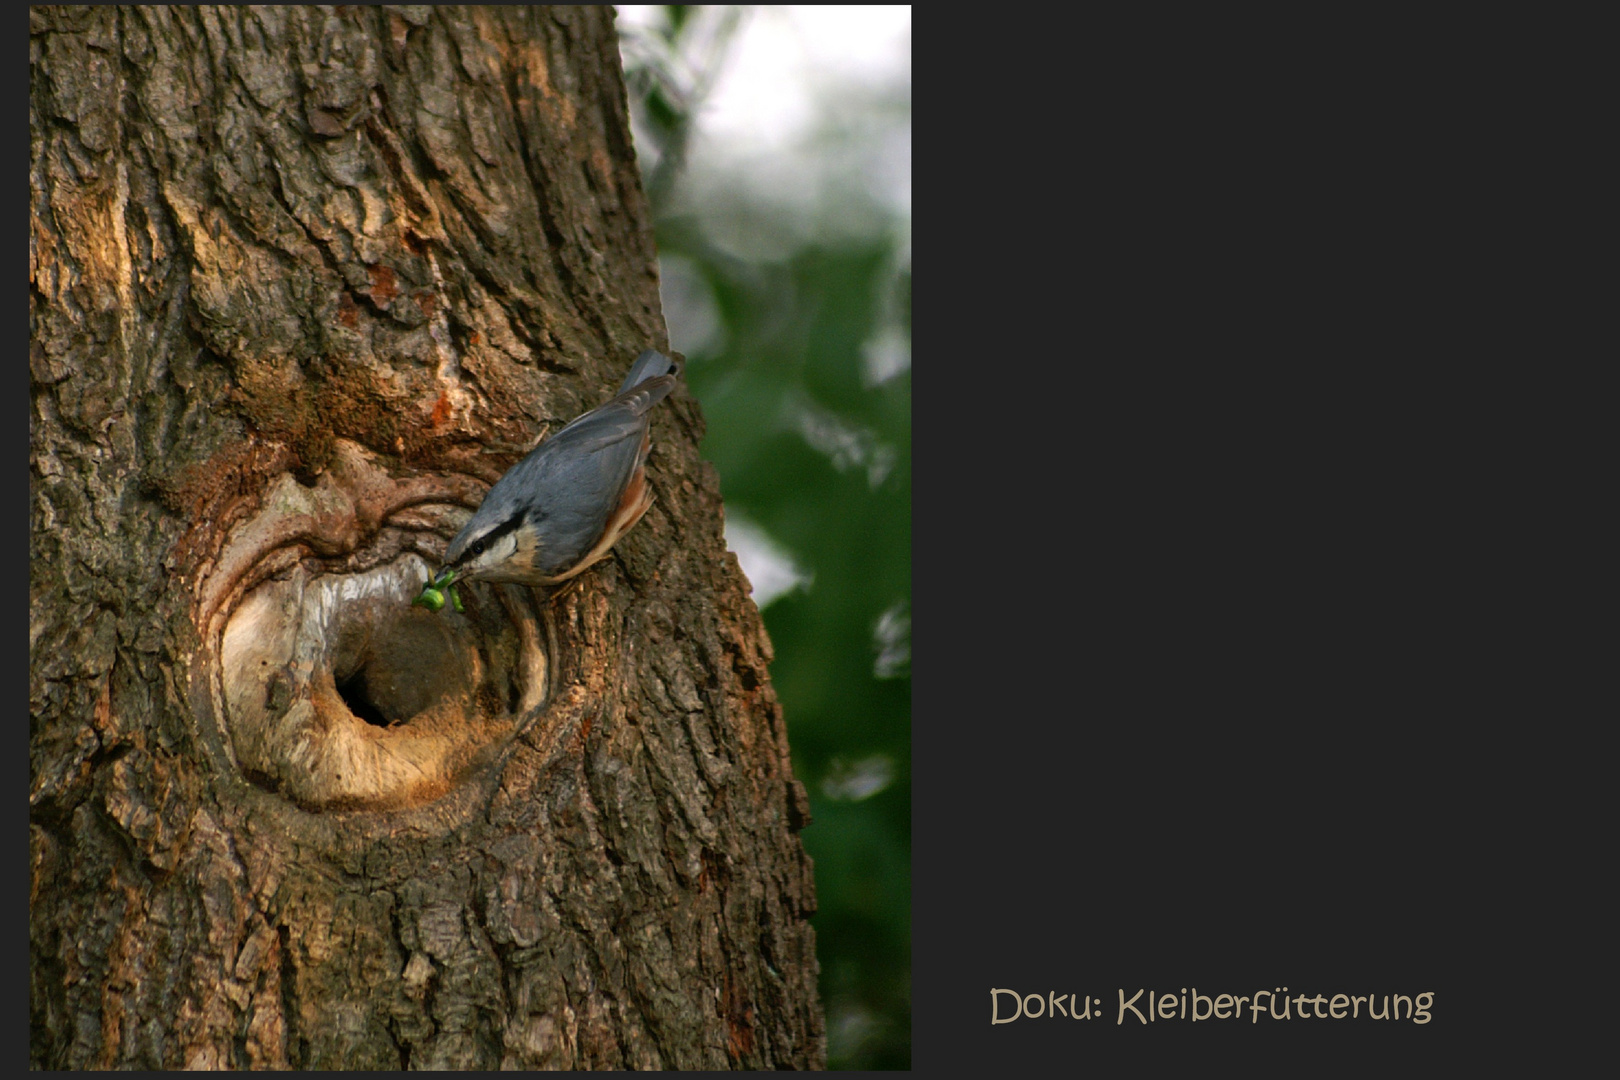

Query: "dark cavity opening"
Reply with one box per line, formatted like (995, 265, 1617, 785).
(336, 670, 395, 728)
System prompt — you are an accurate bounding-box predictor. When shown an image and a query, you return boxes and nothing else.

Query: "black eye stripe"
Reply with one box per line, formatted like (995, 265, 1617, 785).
(456, 514, 526, 564)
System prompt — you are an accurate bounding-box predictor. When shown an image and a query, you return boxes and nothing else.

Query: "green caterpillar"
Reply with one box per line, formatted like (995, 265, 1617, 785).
(412, 569, 464, 613)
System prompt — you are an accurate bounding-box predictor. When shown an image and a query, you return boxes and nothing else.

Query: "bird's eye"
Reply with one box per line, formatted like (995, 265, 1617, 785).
(470, 540, 485, 556)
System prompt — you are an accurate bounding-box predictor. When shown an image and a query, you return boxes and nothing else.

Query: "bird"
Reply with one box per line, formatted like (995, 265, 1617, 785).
(431, 348, 681, 594)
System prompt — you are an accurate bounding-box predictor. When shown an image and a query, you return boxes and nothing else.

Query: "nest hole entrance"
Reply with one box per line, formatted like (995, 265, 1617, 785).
(218, 553, 548, 810)
(335, 670, 394, 728)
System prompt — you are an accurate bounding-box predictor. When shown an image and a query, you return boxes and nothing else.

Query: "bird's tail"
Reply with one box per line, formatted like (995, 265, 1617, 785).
(619, 349, 683, 394)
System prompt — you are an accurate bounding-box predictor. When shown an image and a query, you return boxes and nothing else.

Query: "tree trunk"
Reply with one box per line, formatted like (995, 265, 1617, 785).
(29, 6, 824, 1069)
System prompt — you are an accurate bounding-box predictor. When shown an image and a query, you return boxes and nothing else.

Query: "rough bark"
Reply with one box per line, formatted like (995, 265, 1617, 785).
(29, 6, 823, 1069)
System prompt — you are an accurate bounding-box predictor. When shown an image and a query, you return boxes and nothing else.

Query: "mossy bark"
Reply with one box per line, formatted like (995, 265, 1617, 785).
(29, 6, 823, 1069)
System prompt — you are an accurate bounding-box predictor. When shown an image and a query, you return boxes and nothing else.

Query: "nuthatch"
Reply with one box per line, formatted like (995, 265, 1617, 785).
(435, 349, 681, 591)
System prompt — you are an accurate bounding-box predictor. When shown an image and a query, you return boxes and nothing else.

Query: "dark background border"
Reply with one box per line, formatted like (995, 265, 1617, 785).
(911, 13, 1593, 1074)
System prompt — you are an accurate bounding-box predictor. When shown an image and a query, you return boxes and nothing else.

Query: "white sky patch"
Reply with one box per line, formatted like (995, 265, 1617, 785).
(788, 393, 896, 489)
(821, 754, 895, 801)
(871, 601, 910, 679)
(724, 511, 813, 609)
(676, 6, 909, 152)
(862, 321, 910, 388)
(656, 253, 727, 359)
(617, 6, 911, 239)
(862, 229, 911, 386)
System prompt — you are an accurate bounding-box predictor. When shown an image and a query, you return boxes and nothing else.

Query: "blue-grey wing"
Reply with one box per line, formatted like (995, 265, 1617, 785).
(548, 373, 678, 453)
(493, 374, 677, 571)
